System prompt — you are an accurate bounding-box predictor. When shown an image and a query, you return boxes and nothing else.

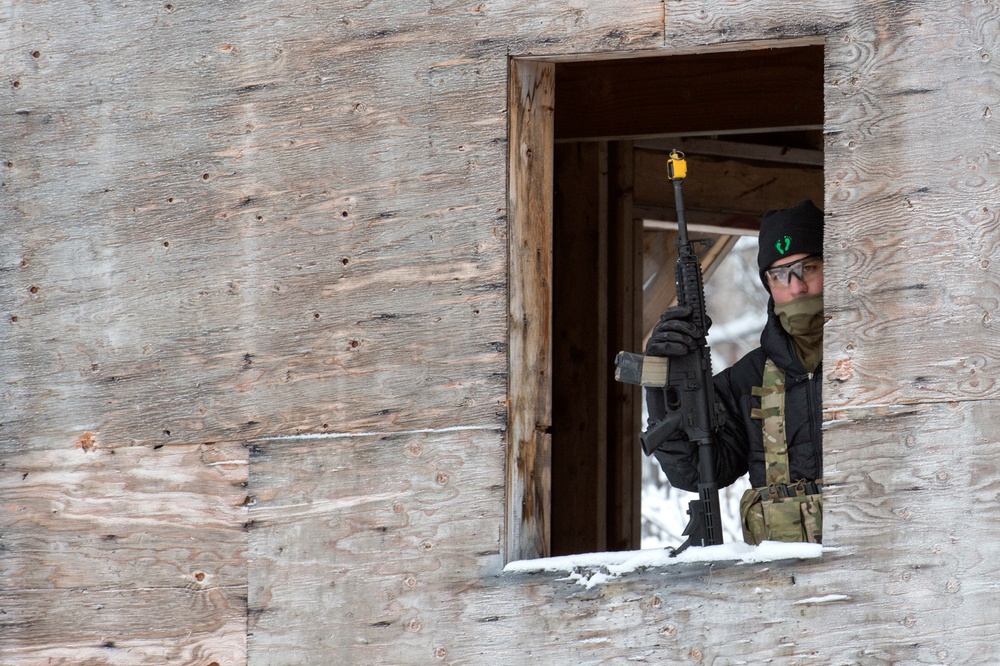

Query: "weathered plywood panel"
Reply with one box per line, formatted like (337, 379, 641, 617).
(662, 1, 851, 45)
(1, 5, 516, 451)
(820, 3, 1000, 408)
(0, 588, 247, 666)
(490, 548, 998, 665)
(818, 399, 1000, 663)
(247, 429, 504, 664)
(822, 190, 1000, 407)
(248, 524, 995, 666)
(825, 400, 1000, 546)
(508, 1, 664, 50)
(0, 442, 247, 663)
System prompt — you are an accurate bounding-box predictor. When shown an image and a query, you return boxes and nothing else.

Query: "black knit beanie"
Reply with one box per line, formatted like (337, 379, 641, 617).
(757, 200, 824, 289)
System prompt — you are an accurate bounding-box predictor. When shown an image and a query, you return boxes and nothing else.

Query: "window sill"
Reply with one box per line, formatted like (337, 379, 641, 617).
(503, 542, 827, 589)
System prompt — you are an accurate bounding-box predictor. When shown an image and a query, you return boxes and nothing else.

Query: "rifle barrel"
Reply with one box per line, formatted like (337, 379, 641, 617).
(673, 178, 689, 245)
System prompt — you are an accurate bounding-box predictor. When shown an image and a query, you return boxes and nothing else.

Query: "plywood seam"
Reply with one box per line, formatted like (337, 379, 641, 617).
(660, 0, 666, 48)
(517, 36, 826, 63)
(7, 584, 248, 593)
(249, 424, 503, 443)
(823, 394, 999, 416)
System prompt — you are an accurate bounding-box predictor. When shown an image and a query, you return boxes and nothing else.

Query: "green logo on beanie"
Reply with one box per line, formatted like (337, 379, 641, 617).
(776, 235, 791, 255)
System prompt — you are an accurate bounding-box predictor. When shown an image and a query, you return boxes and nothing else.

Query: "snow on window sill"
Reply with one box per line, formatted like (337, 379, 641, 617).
(503, 541, 826, 589)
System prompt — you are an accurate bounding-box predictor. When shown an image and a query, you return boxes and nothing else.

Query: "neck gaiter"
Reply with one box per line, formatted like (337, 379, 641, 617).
(773, 294, 825, 373)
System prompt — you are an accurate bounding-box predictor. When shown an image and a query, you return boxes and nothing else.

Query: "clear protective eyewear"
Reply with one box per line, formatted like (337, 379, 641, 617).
(764, 255, 823, 288)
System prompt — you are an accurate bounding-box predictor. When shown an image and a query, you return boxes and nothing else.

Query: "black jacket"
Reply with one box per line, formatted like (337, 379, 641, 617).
(648, 302, 823, 492)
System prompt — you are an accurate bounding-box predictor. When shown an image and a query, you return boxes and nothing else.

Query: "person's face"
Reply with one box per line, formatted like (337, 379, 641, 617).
(765, 253, 824, 305)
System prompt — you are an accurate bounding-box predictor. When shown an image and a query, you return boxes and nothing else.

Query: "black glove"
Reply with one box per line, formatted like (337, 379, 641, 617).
(645, 305, 707, 357)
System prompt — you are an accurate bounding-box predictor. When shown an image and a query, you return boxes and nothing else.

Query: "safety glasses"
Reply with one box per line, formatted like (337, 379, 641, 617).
(764, 255, 823, 288)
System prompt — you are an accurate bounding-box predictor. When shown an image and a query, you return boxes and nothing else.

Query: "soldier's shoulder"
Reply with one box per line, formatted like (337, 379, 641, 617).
(715, 347, 767, 395)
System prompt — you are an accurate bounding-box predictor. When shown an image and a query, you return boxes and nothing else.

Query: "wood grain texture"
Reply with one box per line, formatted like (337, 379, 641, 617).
(506, 59, 555, 561)
(247, 429, 505, 664)
(488, 555, 961, 665)
(1, 3, 516, 452)
(822, 3, 1000, 408)
(0, 442, 247, 663)
(0, 588, 247, 666)
(819, 399, 1000, 664)
(824, 400, 1000, 543)
(662, 2, 850, 46)
(248, 514, 997, 666)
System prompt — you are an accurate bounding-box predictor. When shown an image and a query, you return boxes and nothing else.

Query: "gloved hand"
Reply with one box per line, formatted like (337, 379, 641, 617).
(645, 305, 707, 357)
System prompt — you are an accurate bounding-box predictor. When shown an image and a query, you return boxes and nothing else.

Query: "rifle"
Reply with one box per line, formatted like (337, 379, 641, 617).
(614, 150, 724, 556)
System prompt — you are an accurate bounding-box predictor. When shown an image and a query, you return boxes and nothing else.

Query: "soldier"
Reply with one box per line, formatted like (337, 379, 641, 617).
(645, 200, 825, 544)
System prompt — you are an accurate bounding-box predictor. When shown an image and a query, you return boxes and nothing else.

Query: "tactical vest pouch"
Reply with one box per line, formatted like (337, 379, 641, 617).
(742, 358, 823, 545)
(740, 484, 823, 545)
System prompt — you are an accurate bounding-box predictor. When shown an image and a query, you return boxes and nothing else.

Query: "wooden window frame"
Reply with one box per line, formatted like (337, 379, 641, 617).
(507, 59, 556, 562)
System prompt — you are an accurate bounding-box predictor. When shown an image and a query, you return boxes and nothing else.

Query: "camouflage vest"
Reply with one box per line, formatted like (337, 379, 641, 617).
(739, 358, 823, 545)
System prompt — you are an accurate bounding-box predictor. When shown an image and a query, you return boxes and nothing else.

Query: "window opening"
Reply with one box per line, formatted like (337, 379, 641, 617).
(508, 42, 825, 561)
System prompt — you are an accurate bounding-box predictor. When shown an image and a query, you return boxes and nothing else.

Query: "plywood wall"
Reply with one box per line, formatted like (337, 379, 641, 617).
(2, 1, 999, 664)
